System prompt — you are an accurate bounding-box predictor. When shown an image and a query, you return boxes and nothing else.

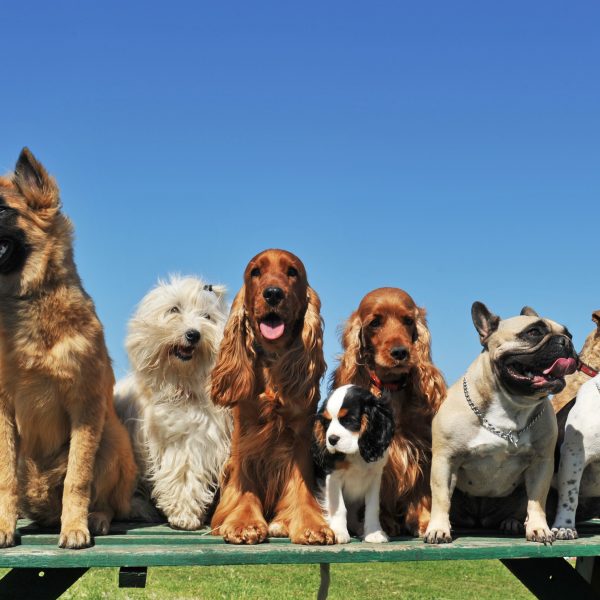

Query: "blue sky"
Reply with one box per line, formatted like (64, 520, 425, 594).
(1, 1, 598, 387)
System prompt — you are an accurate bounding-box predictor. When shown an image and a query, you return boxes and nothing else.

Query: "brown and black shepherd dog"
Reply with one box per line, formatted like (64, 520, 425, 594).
(0, 148, 136, 549)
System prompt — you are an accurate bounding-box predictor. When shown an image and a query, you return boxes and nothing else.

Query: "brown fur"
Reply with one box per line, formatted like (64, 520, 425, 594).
(210, 249, 334, 545)
(0, 149, 136, 549)
(552, 310, 600, 412)
(332, 287, 446, 536)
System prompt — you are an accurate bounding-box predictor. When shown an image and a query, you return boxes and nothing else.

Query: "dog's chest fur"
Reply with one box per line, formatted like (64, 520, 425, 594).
(456, 392, 543, 497)
(326, 452, 387, 506)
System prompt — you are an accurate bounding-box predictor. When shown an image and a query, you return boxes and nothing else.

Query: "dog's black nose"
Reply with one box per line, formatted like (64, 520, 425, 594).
(391, 346, 409, 361)
(263, 287, 284, 306)
(328, 434, 340, 446)
(185, 329, 201, 344)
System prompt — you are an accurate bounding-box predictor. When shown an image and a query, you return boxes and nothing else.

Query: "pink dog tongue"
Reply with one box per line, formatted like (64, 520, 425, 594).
(260, 321, 285, 340)
(543, 357, 577, 378)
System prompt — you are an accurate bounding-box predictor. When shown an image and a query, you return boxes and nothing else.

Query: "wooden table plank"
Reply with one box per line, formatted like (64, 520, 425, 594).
(3, 520, 600, 569)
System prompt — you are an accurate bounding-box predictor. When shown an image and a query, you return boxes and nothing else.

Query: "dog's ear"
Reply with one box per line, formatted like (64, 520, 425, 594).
(204, 283, 228, 312)
(311, 411, 328, 470)
(471, 301, 500, 346)
(210, 286, 255, 407)
(592, 310, 600, 329)
(14, 148, 60, 211)
(332, 311, 366, 388)
(358, 391, 394, 463)
(299, 285, 326, 395)
(412, 306, 447, 414)
(520, 306, 539, 317)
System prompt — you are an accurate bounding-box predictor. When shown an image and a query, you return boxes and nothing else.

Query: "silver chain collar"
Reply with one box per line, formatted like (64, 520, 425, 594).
(462, 377, 547, 447)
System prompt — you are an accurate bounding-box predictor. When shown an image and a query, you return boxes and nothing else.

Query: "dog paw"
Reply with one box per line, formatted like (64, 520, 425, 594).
(0, 529, 15, 548)
(364, 530, 389, 544)
(332, 528, 351, 544)
(291, 525, 336, 545)
(551, 526, 578, 540)
(268, 521, 289, 537)
(500, 518, 525, 535)
(59, 526, 91, 549)
(223, 522, 268, 545)
(526, 525, 555, 545)
(89, 512, 111, 536)
(168, 513, 203, 531)
(424, 526, 453, 544)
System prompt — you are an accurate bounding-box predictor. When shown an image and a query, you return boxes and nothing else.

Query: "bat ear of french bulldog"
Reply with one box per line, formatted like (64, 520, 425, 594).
(520, 306, 539, 317)
(471, 301, 500, 346)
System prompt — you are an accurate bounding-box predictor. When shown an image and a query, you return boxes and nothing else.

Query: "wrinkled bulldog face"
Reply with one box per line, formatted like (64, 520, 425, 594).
(472, 303, 578, 398)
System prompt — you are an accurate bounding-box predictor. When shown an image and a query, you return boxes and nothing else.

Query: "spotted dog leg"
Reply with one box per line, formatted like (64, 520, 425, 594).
(552, 434, 585, 540)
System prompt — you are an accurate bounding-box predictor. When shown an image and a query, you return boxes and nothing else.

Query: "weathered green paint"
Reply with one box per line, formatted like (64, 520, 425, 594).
(1, 520, 600, 569)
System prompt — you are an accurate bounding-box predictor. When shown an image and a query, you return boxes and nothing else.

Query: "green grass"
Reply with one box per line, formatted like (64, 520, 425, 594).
(6, 561, 534, 599)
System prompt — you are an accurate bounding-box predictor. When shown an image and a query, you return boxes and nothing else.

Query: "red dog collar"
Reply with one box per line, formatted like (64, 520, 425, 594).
(369, 371, 407, 393)
(578, 360, 599, 378)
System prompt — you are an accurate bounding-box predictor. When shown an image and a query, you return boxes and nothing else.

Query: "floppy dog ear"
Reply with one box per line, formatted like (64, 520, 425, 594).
(14, 148, 60, 211)
(204, 283, 228, 312)
(299, 286, 327, 396)
(412, 306, 447, 414)
(210, 286, 256, 407)
(333, 311, 367, 388)
(472, 301, 500, 346)
(592, 310, 600, 329)
(358, 393, 395, 463)
(520, 306, 539, 317)
(311, 411, 328, 471)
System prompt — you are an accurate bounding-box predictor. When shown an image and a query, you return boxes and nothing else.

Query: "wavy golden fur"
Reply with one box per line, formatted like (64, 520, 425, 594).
(210, 249, 334, 545)
(333, 287, 446, 536)
(0, 149, 136, 549)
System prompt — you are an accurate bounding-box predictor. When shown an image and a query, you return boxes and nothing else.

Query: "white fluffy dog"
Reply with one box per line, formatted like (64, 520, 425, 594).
(115, 275, 232, 530)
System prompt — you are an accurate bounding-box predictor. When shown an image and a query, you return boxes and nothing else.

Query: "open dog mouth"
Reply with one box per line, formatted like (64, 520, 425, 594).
(170, 344, 195, 361)
(506, 357, 577, 387)
(259, 313, 286, 341)
(0, 239, 12, 265)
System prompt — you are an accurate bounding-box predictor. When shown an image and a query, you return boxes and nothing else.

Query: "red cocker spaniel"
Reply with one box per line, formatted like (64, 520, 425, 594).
(333, 287, 446, 536)
(211, 249, 334, 545)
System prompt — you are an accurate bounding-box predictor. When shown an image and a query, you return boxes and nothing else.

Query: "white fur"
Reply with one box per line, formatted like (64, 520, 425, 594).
(552, 374, 600, 539)
(320, 385, 389, 544)
(115, 275, 232, 530)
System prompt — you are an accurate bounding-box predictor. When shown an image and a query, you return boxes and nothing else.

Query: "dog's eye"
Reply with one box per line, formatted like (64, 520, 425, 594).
(250, 267, 261, 278)
(526, 327, 542, 337)
(203, 313, 211, 320)
(287, 267, 298, 277)
(168, 306, 180, 314)
(370, 317, 381, 329)
(404, 317, 414, 326)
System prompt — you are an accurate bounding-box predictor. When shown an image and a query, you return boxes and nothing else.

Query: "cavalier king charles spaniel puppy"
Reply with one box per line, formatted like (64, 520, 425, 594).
(313, 385, 395, 543)
(332, 287, 446, 536)
(210, 249, 334, 545)
(115, 276, 231, 530)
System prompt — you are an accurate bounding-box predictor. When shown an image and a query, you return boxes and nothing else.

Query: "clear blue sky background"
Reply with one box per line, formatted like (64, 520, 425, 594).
(2, 1, 598, 388)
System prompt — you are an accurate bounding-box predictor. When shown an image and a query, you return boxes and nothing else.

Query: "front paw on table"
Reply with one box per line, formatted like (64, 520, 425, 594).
(526, 525, 555, 544)
(423, 526, 453, 544)
(551, 526, 578, 540)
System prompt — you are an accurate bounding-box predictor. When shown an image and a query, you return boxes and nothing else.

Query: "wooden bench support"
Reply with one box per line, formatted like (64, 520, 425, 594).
(119, 566, 148, 588)
(0, 567, 88, 600)
(318, 563, 330, 600)
(501, 558, 600, 600)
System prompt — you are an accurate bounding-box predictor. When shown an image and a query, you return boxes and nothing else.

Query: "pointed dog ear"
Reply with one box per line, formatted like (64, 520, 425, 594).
(592, 310, 600, 329)
(358, 391, 394, 463)
(14, 148, 60, 210)
(520, 306, 539, 317)
(471, 302, 500, 346)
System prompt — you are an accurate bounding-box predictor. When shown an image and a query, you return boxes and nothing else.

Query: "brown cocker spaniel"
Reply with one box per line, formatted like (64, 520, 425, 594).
(210, 249, 334, 545)
(333, 287, 446, 536)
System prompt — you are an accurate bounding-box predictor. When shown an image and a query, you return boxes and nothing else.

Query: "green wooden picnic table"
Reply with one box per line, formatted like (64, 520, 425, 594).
(2, 519, 600, 599)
